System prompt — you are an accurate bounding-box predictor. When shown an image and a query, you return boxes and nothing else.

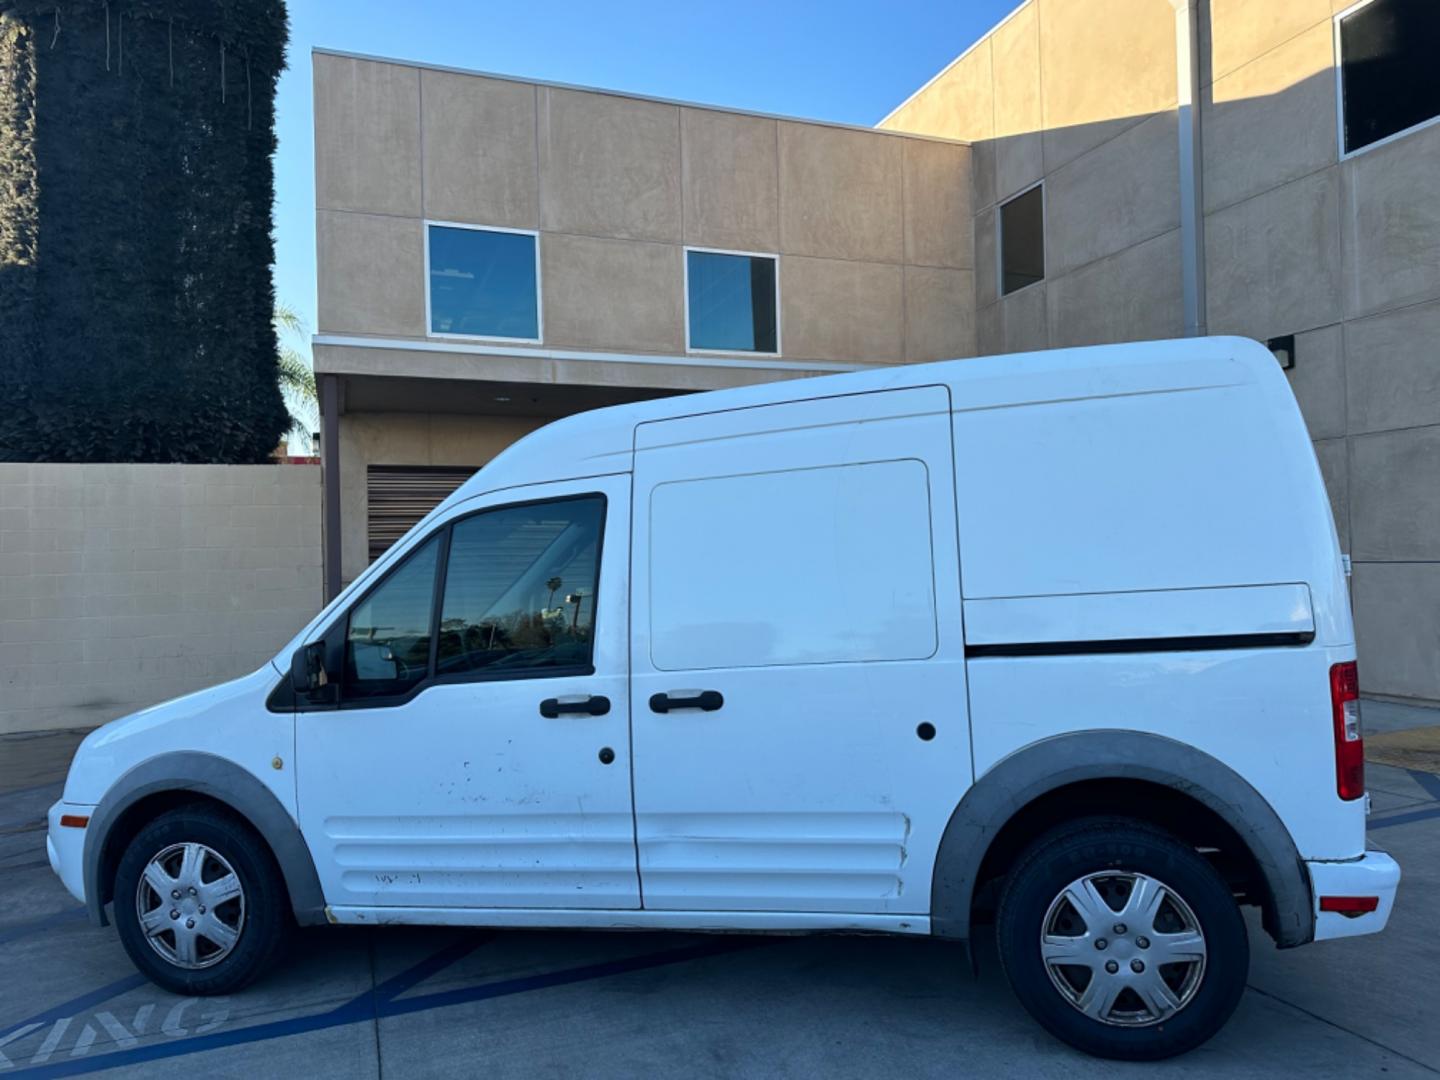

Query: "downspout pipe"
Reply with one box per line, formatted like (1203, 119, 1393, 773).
(1172, 0, 1208, 337)
(321, 373, 342, 603)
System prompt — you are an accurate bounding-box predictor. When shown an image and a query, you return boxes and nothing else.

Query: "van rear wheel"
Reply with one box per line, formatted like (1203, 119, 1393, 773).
(112, 804, 289, 995)
(995, 817, 1247, 1060)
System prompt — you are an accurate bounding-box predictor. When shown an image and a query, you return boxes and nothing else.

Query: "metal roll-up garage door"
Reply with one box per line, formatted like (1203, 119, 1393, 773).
(366, 465, 479, 563)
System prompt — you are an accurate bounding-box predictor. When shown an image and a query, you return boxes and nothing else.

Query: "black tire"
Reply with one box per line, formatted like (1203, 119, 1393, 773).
(996, 817, 1248, 1061)
(113, 803, 290, 995)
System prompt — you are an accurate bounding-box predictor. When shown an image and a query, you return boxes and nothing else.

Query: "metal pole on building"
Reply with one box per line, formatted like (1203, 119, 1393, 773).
(1172, 0, 1208, 338)
(321, 374, 342, 603)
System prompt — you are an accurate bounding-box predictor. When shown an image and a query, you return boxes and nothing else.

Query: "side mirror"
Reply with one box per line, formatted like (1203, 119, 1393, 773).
(291, 641, 330, 696)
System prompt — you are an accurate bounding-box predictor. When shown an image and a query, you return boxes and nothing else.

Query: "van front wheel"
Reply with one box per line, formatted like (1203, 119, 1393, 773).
(995, 818, 1247, 1060)
(112, 804, 289, 995)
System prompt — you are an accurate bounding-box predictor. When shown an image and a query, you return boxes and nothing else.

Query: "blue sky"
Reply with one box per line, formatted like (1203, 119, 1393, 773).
(273, 0, 1017, 340)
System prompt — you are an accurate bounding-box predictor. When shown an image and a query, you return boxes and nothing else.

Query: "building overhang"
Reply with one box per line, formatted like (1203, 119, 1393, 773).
(312, 335, 868, 411)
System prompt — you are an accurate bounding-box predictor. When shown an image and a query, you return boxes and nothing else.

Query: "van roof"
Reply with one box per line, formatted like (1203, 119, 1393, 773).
(456, 336, 1271, 499)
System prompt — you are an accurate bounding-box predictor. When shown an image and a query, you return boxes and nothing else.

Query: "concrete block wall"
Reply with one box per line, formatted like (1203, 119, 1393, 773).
(313, 52, 977, 369)
(0, 465, 323, 734)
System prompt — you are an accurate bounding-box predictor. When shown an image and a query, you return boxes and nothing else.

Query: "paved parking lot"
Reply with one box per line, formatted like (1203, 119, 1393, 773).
(2, 714, 1438, 1079)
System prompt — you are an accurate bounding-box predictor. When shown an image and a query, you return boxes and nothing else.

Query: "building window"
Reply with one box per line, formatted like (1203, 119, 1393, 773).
(1337, 0, 1440, 155)
(685, 249, 779, 354)
(999, 185, 1044, 296)
(426, 223, 540, 341)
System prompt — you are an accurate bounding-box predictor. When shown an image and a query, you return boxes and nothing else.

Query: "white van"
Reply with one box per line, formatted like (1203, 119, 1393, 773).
(48, 337, 1399, 1059)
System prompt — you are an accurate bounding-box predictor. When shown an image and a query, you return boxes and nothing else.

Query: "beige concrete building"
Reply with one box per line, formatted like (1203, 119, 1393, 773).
(314, 0, 1440, 701)
(312, 50, 974, 594)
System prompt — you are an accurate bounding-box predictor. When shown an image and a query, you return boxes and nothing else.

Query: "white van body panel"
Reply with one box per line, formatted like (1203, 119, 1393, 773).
(629, 387, 970, 913)
(295, 474, 642, 910)
(948, 344, 1350, 647)
(942, 341, 1358, 862)
(323, 905, 927, 934)
(60, 666, 295, 814)
(965, 645, 1362, 859)
(962, 584, 1316, 648)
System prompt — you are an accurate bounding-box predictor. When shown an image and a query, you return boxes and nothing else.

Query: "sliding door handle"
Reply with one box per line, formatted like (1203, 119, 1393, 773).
(539, 695, 611, 718)
(649, 690, 724, 714)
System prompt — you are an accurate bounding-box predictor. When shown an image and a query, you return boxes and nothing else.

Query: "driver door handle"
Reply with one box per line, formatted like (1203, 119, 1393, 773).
(539, 694, 611, 718)
(649, 690, 724, 714)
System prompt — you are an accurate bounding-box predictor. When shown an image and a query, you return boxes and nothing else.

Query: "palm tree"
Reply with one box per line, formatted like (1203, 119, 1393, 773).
(546, 576, 563, 609)
(275, 302, 318, 453)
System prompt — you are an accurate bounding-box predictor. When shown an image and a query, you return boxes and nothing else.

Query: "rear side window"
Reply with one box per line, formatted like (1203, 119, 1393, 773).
(437, 497, 605, 676)
(648, 460, 937, 671)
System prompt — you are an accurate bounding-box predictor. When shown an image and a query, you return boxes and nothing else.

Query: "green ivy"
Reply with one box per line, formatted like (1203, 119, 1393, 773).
(0, 0, 290, 463)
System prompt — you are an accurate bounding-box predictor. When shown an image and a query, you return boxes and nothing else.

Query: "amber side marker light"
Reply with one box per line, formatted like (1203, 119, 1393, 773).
(59, 815, 89, 828)
(1319, 895, 1379, 918)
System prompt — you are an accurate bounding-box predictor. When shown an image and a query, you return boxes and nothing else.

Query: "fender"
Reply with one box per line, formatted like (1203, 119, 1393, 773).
(930, 731, 1313, 947)
(83, 751, 327, 928)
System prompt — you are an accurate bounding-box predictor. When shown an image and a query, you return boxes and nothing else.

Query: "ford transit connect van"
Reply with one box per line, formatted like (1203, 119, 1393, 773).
(47, 337, 1400, 1059)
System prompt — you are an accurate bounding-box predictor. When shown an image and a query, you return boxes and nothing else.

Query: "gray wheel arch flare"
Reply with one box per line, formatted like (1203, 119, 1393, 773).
(930, 731, 1313, 948)
(82, 751, 327, 928)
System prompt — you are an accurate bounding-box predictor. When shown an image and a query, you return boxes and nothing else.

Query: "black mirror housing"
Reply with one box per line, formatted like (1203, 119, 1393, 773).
(291, 641, 334, 701)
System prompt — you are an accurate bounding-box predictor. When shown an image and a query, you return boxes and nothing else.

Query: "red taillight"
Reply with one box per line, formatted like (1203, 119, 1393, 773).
(1330, 661, 1364, 801)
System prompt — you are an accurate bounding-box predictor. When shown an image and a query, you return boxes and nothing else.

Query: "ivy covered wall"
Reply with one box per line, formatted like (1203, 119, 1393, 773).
(0, 1, 289, 462)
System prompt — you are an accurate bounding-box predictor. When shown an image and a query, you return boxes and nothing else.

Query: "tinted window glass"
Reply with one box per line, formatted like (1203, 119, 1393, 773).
(1340, 0, 1440, 153)
(345, 537, 440, 699)
(687, 251, 778, 353)
(437, 497, 605, 676)
(428, 225, 539, 339)
(1000, 186, 1044, 295)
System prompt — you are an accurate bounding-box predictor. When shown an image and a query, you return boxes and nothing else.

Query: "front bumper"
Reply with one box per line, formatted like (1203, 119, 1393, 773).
(1307, 849, 1401, 941)
(47, 800, 92, 905)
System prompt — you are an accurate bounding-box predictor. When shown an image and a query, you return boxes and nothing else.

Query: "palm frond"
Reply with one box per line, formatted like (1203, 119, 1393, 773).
(277, 346, 317, 405)
(274, 302, 318, 451)
(273, 300, 306, 338)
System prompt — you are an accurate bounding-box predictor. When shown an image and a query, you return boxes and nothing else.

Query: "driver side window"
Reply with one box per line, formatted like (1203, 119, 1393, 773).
(339, 495, 606, 702)
(344, 536, 440, 700)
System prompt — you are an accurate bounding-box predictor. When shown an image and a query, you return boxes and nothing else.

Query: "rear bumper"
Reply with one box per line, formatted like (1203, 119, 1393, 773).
(1306, 850, 1401, 941)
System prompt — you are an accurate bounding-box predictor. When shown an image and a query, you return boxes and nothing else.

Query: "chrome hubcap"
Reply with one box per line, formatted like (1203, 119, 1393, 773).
(1040, 871, 1206, 1027)
(136, 842, 245, 970)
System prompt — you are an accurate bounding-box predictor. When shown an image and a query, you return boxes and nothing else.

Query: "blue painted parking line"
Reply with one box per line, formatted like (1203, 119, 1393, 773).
(1407, 768, 1440, 802)
(381, 936, 770, 1019)
(0, 908, 86, 949)
(1369, 804, 1440, 831)
(0, 974, 148, 1046)
(7, 937, 764, 1078)
(0, 936, 486, 1076)
(369, 933, 492, 1004)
